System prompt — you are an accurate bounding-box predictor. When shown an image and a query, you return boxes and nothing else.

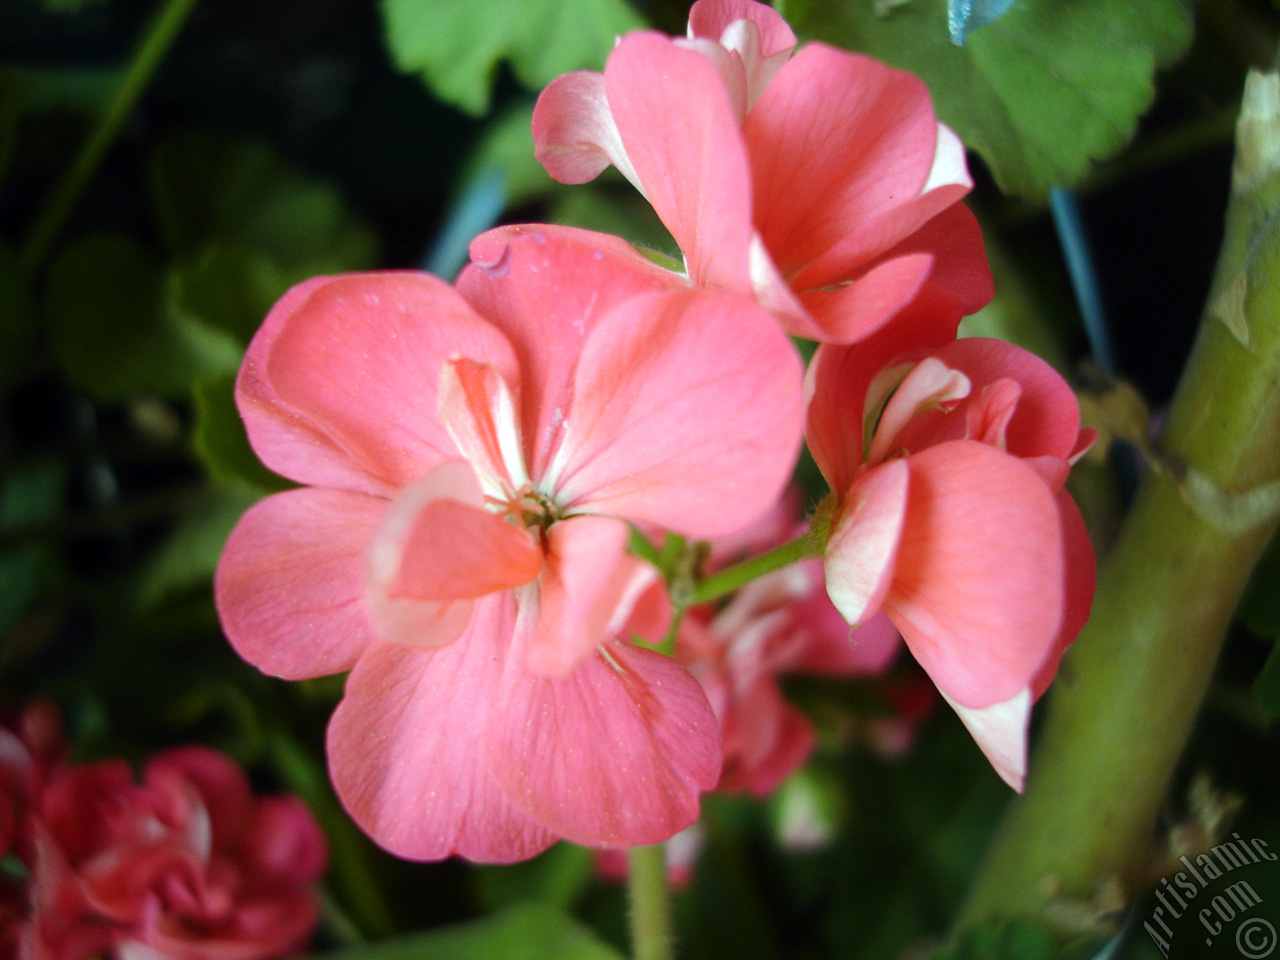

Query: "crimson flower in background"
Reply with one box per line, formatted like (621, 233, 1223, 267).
(216, 227, 805, 861)
(532, 0, 992, 342)
(0, 706, 326, 960)
(806, 299, 1096, 790)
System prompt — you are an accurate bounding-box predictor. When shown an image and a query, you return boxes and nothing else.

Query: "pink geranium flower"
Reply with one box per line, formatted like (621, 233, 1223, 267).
(532, 0, 992, 343)
(806, 301, 1096, 790)
(216, 228, 805, 861)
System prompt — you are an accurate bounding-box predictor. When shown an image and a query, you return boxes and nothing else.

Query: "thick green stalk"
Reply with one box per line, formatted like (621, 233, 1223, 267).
(628, 844, 674, 960)
(960, 69, 1280, 926)
(19, 0, 201, 271)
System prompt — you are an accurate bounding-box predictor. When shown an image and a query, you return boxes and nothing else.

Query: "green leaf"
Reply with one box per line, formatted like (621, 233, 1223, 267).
(0, 461, 64, 640)
(783, 0, 1192, 199)
(47, 233, 243, 402)
(1255, 642, 1280, 722)
(192, 374, 291, 493)
(934, 920, 1104, 960)
(169, 244, 295, 344)
(1239, 533, 1280, 640)
(311, 903, 625, 960)
(473, 843, 595, 913)
(137, 486, 264, 607)
(150, 129, 377, 270)
(0, 240, 36, 391)
(460, 103, 552, 207)
(382, 0, 643, 116)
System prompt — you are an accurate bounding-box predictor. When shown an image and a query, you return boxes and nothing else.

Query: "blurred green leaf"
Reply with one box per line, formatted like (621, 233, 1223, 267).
(170, 244, 295, 344)
(461, 102, 550, 207)
(1239, 534, 1280, 641)
(137, 486, 263, 608)
(0, 462, 64, 639)
(549, 187, 676, 261)
(784, 0, 1192, 199)
(47, 233, 242, 401)
(192, 374, 291, 493)
(1254, 643, 1280, 722)
(308, 902, 625, 960)
(473, 843, 595, 913)
(7, 65, 123, 114)
(934, 920, 1103, 960)
(382, 0, 643, 116)
(0, 240, 36, 391)
(150, 129, 377, 269)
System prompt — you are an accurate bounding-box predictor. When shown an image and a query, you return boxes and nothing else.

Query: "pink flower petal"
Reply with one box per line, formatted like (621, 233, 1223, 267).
(824, 460, 909, 626)
(253, 273, 519, 491)
(1030, 489, 1096, 698)
(941, 687, 1031, 791)
(605, 33, 755, 295)
(239, 796, 328, 888)
(920, 338, 1083, 458)
(144, 748, 254, 853)
(216, 488, 384, 681)
(887, 441, 1064, 709)
(804, 293, 964, 494)
(878, 202, 993, 316)
(236, 277, 386, 496)
(365, 462, 541, 649)
(742, 44, 940, 279)
(437, 357, 528, 494)
(528, 516, 637, 675)
(533, 71, 642, 190)
(460, 227, 684, 480)
(865, 356, 971, 464)
(327, 596, 557, 863)
(786, 608, 902, 676)
(486, 636, 721, 848)
(720, 677, 813, 796)
(547, 289, 803, 537)
(687, 0, 796, 58)
(794, 253, 936, 344)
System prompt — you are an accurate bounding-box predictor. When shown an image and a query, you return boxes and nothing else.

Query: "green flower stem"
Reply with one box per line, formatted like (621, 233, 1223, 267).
(689, 531, 821, 606)
(628, 844, 674, 960)
(19, 0, 201, 271)
(959, 69, 1280, 928)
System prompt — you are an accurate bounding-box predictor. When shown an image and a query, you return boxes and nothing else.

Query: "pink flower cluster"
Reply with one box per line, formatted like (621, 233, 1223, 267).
(0, 704, 326, 960)
(215, 0, 1096, 863)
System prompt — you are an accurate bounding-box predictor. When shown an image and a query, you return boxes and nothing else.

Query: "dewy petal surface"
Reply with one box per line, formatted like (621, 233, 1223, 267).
(216, 488, 384, 681)
(327, 596, 557, 864)
(887, 441, 1064, 709)
(548, 289, 803, 537)
(486, 632, 721, 848)
(460, 227, 685, 480)
(256, 273, 520, 491)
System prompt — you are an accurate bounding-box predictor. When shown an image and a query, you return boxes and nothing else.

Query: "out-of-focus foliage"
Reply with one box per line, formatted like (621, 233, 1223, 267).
(3, 0, 1279, 958)
(307, 903, 626, 960)
(382, 0, 642, 115)
(782, 0, 1193, 199)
